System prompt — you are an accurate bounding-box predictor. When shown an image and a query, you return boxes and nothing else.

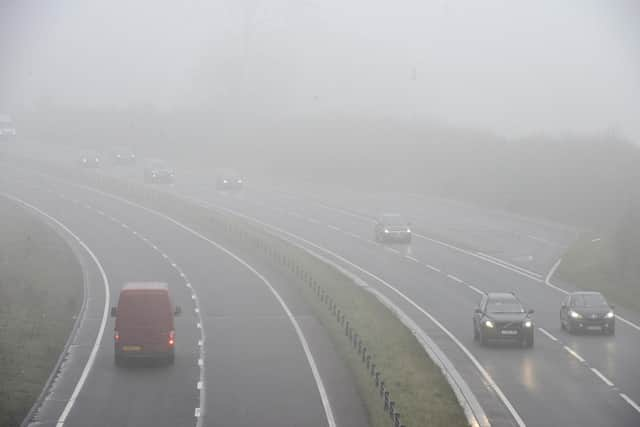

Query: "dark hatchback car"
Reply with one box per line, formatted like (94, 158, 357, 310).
(111, 282, 181, 366)
(473, 292, 535, 348)
(144, 159, 175, 184)
(78, 151, 101, 168)
(374, 214, 412, 243)
(560, 291, 615, 335)
(216, 169, 244, 191)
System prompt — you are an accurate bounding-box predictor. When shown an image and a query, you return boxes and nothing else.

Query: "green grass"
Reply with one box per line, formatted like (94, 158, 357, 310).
(0, 198, 82, 427)
(557, 233, 640, 313)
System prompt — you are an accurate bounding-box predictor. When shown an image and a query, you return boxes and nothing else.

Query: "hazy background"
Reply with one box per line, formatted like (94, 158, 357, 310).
(1, 0, 639, 141)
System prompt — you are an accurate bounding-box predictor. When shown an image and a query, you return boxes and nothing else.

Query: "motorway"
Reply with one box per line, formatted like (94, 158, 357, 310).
(3, 167, 368, 427)
(97, 159, 640, 427)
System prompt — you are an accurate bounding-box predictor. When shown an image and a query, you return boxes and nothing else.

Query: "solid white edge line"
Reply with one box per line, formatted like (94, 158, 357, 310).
(425, 264, 441, 273)
(546, 259, 640, 332)
(537, 328, 558, 342)
(468, 285, 485, 296)
(192, 198, 524, 427)
(405, 255, 420, 263)
(57, 184, 337, 427)
(590, 368, 614, 387)
(620, 393, 640, 413)
(563, 346, 586, 363)
(328, 225, 341, 231)
(1, 194, 111, 427)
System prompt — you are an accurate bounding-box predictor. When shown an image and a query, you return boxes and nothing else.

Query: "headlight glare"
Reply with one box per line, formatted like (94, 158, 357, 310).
(605, 311, 614, 319)
(484, 320, 494, 328)
(524, 320, 532, 328)
(569, 310, 582, 319)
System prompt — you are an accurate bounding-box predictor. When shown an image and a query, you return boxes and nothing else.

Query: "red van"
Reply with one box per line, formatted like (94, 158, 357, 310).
(111, 282, 181, 365)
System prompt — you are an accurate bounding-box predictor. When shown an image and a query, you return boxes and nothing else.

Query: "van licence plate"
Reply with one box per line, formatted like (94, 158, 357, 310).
(122, 345, 142, 351)
(501, 330, 518, 335)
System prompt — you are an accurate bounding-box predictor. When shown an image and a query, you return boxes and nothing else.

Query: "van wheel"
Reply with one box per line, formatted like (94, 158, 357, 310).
(115, 354, 123, 367)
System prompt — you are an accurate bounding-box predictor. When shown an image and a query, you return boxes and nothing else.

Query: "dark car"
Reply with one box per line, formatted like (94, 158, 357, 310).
(78, 151, 101, 168)
(473, 292, 534, 347)
(560, 291, 615, 335)
(144, 159, 175, 184)
(111, 282, 181, 365)
(216, 169, 244, 191)
(111, 146, 136, 165)
(374, 214, 412, 243)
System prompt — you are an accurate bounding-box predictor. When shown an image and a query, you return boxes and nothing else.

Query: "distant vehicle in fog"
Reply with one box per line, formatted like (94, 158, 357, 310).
(560, 291, 615, 335)
(374, 214, 412, 243)
(216, 169, 244, 191)
(111, 282, 181, 366)
(78, 150, 101, 168)
(473, 292, 535, 348)
(111, 146, 136, 165)
(144, 158, 174, 184)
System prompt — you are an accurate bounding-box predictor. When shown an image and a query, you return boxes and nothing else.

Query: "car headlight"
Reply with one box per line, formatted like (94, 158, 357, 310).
(82, 158, 87, 163)
(237, 179, 243, 184)
(569, 310, 582, 319)
(116, 154, 121, 158)
(223, 179, 228, 184)
(406, 228, 411, 233)
(384, 229, 389, 233)
(524, 320, 532, 328)
(131, 154, 136, 158)
(95, 158, 100, 162)
(484, 320, 494, 328)
(605, 311, 614, 319)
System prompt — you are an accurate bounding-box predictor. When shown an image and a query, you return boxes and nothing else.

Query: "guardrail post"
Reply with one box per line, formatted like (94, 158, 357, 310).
(394, 413, 401, 427)
(380, 381, 385, 397)
(389, 401, 395, 418)
(384, 391, 390, 410)
(375, 371, 380, 386)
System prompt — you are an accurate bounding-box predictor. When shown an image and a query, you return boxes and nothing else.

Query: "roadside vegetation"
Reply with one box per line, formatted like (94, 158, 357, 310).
(0, 198, 82, 427)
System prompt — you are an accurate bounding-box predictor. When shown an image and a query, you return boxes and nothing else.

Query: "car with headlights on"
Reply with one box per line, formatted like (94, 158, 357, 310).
(374, 214, 412, 243)
(144, 159, 175, 184)
(111, 146, 136, 165)
(560, 291, 615, 335)
(78, 150, 101, 168)
(473, 292, 534, 347)
(216, 169, 244, 191)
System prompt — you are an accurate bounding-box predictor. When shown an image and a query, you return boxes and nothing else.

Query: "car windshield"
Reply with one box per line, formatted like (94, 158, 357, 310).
(487, 300, 524, 313)
(573, 294, 608, 307)
(382, 215, 406, 226)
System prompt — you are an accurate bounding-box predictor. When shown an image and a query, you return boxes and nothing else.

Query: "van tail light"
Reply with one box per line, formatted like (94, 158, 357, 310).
(114, 331, 120, 342)
(168, 330, 175, 346)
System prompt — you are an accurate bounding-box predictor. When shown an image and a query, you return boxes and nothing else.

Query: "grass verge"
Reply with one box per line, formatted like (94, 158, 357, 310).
(0, 197, 82, 427)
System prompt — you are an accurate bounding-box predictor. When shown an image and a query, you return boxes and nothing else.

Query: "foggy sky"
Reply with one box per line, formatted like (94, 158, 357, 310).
(1, 0, 639, 142)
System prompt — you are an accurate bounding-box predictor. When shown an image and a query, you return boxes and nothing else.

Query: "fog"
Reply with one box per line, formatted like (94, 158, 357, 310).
(1, 0, 639, 141)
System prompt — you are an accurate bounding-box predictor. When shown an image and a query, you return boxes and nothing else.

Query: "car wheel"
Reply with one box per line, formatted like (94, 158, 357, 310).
(473, 322, 479, 341)
(523, 335, 534, 348)
(560, 314, 565, 330)
(566, 321, 574, 334)
(607, 325, 615, 336)
(167, 352, 175, 365)
(480, 329, 488, 346)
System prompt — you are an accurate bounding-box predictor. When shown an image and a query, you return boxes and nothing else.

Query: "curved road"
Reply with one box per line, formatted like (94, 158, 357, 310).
(3, 169, 368, 427)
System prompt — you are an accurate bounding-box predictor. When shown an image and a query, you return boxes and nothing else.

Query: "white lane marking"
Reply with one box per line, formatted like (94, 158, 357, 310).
(171, 262, 177, 268)
(447, 274, 465, 284)
(538, 328, 558, 342)
(477, 252, 542, 278)
(425, 264, 441, 273)
(69, 187, 336, 427)
(96, 210, 105, 216)
(527, 234, 557, 246)
(197, 323, 201, 329)
(186, 282, 192, 288)
(405, 255, 420, 263)
(308, 218, 320, 224)
(194, 408, 201, 417)
(384, 247, 400, 255)
(162, 253, 169, 259)
(547, 259, 640, 332)
(590, 368, 614, 387)
(197, 381, 203, 390)
(591, 237, 602, 243)
(194, 200, 526, 427)
(121, 223, 129, 229)
(1, 194, 111, 427)
(415, 233, 543, 282)
(346, 232, 362, 239)
(152, 244, 159, 250)
(620, 393, 640, 413)
(328, 225, 341, 231)
(468, 285, 484, 296)
(132, 230, 138, 236)
(198, 339, 203, 347)
(194, 308, 199, 314)
(315, 203, 375, 223)
(563, 346, 586, 363)
(180, 272, 186, 278)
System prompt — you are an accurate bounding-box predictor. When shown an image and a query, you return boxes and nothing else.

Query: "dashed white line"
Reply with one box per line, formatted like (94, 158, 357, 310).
(538, 328, 558, 342)
(620, 393, 640, 413)
(425, 264, 441, 273)
(162, 253, 169, 259)
(194, 308, 199, 314)
(563, 346, 585, 363)
(196, 323, 202, 329)
(328, 225, 341, 231)
(590, 368, 614, 387)
(186, 282, 192, 288)
(198, 358, 203, 366)
(384, 247, 400, 255)
(405, 255, 420, 263)
(171, 262, 177, 268)
(198, 339, 203, 347)
(121, 223, 129, 229)
(468, 285, 484, 296)
(346, 232, 362, 239)
(308, 218, 320, 224)
(194, 408, 201, 417)
(447, 274, 465, 284)
(197, 381, 203, 390)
